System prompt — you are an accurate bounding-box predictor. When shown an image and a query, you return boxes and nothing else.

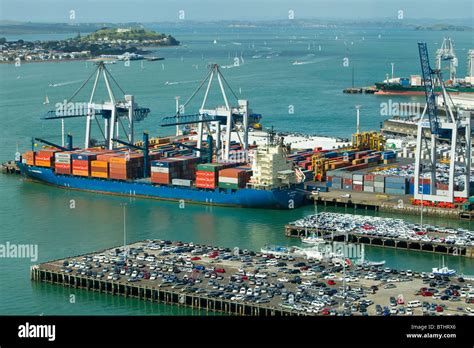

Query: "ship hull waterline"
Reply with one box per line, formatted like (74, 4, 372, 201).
(18, 163, 305, 209)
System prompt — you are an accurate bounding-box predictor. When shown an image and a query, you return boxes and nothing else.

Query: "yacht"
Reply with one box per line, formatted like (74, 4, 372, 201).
(432, 257, 456, 276)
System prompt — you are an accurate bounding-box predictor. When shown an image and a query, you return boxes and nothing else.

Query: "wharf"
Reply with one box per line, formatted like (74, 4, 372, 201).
(343, 87, 378, 94)
(309, 189, 470, 220)
(30, 240, 474, 316)
(1, 161, 20, 174)
(285, 225, 474, 258)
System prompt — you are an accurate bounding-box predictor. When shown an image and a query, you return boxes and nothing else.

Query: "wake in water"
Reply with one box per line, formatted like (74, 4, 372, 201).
(292, 56, 333, 66)
(49, 80, 83, 87)
(164, 79, 201, 86)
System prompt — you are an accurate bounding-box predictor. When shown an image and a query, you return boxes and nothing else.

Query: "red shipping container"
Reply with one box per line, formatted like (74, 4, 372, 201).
(364, 174, 374, 181)
(343, 178, 352, 185)
(352, 184, 363, 191)
(55, 167, 71, 175)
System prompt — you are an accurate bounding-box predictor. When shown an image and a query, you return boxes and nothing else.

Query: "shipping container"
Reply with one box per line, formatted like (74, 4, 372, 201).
(384, 188, 406, 195)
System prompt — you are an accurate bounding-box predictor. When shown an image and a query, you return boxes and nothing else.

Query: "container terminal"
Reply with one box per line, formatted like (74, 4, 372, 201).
(30, 239, 474, 316)
(2, 42, 474, 218)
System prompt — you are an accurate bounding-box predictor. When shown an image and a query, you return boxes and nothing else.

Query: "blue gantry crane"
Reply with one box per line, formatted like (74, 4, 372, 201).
(414, 42, 472, 203)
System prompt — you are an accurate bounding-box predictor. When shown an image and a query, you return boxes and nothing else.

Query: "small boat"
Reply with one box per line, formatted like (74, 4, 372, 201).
(301, 234, 325, 244)
(43, 95, 49, 105)
(356, 259, 386, 267)
(432, 257, 456, 276)
(260, 245, 306, 257)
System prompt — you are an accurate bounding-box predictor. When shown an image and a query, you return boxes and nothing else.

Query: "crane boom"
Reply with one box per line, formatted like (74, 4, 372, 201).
(418, 42, 440, 135)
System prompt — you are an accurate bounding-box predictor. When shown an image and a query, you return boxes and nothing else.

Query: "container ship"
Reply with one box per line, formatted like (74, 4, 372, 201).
(17, 62, 306, 209)
(375, 38, 474, 95)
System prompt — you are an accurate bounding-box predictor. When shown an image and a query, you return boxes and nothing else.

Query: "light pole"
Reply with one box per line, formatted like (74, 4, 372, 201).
(355, 105, 361, 135)
(121, 203, 127, 259)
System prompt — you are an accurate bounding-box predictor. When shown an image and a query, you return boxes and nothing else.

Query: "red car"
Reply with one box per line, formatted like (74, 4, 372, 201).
(327, 280, 336, 286)
(435, 306, 444, 313)
(190, 257, 201, 261)
(422, 291, 433, 297)
(215, 268, 226, 273)
(321, 308, 330, 315)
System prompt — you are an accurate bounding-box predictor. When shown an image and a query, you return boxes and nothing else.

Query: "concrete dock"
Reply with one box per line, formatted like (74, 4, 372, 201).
(31, 240, 474, 316)
(310, 189, 471, 220)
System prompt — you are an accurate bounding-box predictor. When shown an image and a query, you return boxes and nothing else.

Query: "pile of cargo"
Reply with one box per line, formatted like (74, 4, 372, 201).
(194, 163, 240, 189)
(34, 149, 57, 168)
(289, 148, 394, 182)
(55, 152, 72, 175)
(327, 171, 409, 195)
(72, 153, 97, 177)
(195, 163, 223, 189)
(218, 167, 252, 189)
(384, 176, 408, 195)
(22, 151, 35, 166)
(90, 159, 108, 178)
(108, 153, 144, 180)
(151, 156, 200, 185)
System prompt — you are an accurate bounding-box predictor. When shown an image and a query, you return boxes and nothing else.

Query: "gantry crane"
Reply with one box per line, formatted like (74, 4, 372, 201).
(414, 42, 471, 203)
(42, 61, 150, 150)
(160, 64, 262, 161)
(436, 38, 458, 83)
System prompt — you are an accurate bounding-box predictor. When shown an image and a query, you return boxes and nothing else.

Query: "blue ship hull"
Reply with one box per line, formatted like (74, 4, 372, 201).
(18, 163, 305, 209)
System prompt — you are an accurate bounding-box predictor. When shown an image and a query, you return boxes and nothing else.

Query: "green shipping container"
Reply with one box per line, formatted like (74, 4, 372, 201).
(197, 163, 222, 172)
(218, 182, 239, 189)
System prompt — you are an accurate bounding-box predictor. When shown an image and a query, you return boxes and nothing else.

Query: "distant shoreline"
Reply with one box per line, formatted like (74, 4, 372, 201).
(0, 58, 90, 64)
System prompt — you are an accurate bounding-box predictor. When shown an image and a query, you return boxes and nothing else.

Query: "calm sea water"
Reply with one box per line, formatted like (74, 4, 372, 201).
(0, 25, 473, 315)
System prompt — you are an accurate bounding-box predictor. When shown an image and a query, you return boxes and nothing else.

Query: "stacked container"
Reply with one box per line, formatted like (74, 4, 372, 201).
(109, 153, 144, 180)
(55, 152, 73, 175)
(35, 149, 57, 167)
(150, 158, 186, 184)
(363, 174, 374, 193)
(71, 152, 97, 176)
(382, 151, 397, 164)
(341, 172, 352, 190)
(22, 151, 35, 166)
(196, 163, 221, 189)
(218, 168, 252, 189)
(352, 173, 364, 192)
(195, 163, 236, 189)
(330, 176, 342, 189)
(90, 160, 109, 178)
(374, 175, 385, 193)
(384, 176, 407, 195)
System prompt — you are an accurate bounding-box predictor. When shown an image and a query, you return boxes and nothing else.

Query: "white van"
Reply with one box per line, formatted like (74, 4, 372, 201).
(407, 300, 421, 308)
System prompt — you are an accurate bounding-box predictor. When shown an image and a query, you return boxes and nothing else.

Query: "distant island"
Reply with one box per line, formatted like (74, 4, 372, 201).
(0, 27, 179, 63)
(414, 24, 473, 31)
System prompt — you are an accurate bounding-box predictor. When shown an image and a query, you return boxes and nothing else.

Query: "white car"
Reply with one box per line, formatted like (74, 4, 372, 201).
(407, 300, 422, 308)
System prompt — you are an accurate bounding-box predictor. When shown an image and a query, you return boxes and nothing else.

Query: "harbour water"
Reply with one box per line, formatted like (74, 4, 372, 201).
(0, 25, 473, 315)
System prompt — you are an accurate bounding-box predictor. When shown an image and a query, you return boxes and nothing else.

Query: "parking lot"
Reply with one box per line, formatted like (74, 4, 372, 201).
(39, 240, 474, 316)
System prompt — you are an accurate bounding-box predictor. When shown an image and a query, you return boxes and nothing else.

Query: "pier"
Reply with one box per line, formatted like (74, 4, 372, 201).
(309, 189, 469, 220)
(285, 225, 474, 258)
(30, 240, 474, 316)
(343, 87, 378, 94)
(1, 161, 20, 174)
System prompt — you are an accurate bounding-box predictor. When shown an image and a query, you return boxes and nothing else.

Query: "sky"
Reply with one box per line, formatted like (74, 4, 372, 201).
(0, 0, 473, 22)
